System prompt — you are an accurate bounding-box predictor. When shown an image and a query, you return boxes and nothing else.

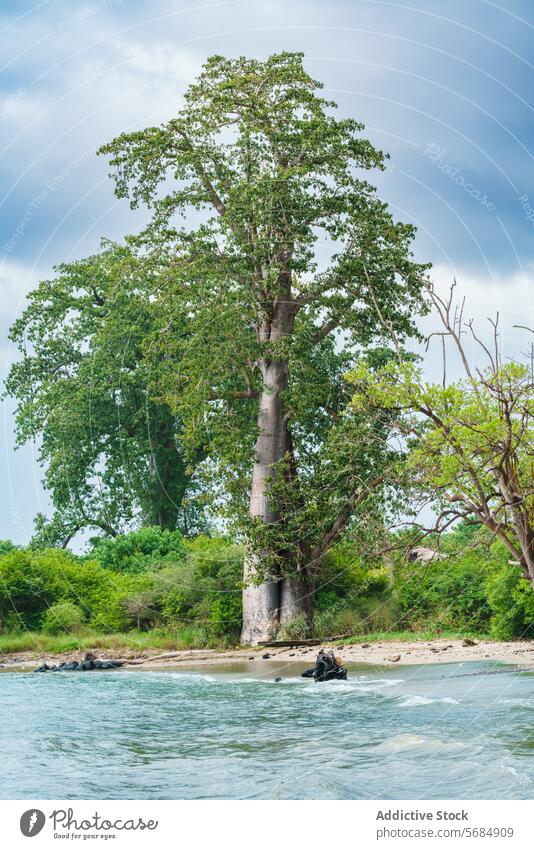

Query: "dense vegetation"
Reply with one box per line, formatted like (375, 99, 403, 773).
(0, 524, 532, 651)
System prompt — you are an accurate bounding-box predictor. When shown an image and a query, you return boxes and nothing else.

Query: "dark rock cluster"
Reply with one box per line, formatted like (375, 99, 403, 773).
(35, 652, 123, 673)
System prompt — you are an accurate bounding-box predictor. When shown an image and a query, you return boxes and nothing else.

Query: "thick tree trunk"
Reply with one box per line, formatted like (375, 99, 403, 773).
(278, 424, 314, 628)
(279, 575, 314, 627)
(241, 358, 288, 643)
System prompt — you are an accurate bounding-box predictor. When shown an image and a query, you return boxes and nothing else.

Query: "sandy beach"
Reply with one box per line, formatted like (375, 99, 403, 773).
(3, 637, 534, 671)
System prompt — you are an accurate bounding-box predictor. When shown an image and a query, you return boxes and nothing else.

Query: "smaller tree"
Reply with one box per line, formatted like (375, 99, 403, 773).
(122, 591, 159, 630)
(6, 242, 205, 545)
(42, 601, 85, 634)
(349, 283, 534, 585)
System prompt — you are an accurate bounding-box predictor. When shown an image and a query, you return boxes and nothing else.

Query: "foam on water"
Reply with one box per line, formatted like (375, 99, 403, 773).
(374, 733, 466, 754)
(399, 695, 460, 707)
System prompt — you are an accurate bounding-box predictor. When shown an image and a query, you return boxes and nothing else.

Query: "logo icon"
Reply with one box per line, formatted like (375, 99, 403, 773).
(20, 809, 46, 837)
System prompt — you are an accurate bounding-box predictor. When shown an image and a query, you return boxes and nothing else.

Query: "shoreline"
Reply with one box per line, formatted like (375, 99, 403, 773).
(2, 637, 534, 671)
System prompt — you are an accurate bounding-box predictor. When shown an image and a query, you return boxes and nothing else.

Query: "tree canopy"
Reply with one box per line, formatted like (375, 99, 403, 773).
(99, 51, 429, 641)
(6, 241, 205, 546)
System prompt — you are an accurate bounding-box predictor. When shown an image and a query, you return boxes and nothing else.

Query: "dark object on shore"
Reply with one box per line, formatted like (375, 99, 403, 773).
(387, 655, 401, 663)
(462, 638, 477, 647)
(34, 652, 123, 673)
(274, 677, 282, 682)
(301, 649, 347, 682)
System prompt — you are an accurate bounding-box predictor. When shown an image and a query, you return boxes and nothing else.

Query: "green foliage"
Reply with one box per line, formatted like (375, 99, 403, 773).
(349, 357, 534, 580)
(0, 535, 243, 639)
(98, 51, 428, 595)
(314, 600, 399, 639)
(88, 527, 187, 574)
(486, 563, 534, 640)
(42, 601, 84, 634)
(394, 554, 492, 632)
(158, 537, 243, 639)
(318, 542, 390, 603)
(310, 526, 534, 640)
(0, 525, 533, 643)
(0, 548, 110, 630)
(6, 242, 206, 545)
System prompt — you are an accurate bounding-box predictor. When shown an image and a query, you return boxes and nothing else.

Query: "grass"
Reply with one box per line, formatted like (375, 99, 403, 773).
(0, 627, 495, 656)
(0, 626, 222, 655)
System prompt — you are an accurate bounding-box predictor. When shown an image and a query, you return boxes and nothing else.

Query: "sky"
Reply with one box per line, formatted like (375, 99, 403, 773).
(0, 0, 532, 544)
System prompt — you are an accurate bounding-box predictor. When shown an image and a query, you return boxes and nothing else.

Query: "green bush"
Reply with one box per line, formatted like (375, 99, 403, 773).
(316, 543, 390, 609)
(393, 541, 500, 633)
(0, 548, 127, 632)
(2, 522, 533, 644)
(0, 549, 75, 630)
(159, 536, 243, 638)
(0, 535, 243, 638)
(88, 527, 187, 573)
(42, 601, 84, 634)
(486, 562, 534, 640)
(277, 615, 310, 641)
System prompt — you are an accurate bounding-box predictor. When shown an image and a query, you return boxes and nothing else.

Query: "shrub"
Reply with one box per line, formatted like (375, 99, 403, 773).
(159, 536, 243, 638)
(486, 562, 534, 640)
(394, 548, 493, 632)
(277, 615, 310, 641)
(0, 548, 126, 632)
(88, 527, 187, 573)
(0, 549, 74, 630)
(42, 601, 84, 634)
(122, 591, 160, 630)
(317, 543, 390, 609)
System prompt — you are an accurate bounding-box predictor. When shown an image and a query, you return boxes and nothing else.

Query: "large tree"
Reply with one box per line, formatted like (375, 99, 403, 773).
(6, 242, 203, 547)
(99, 52, 428, 642)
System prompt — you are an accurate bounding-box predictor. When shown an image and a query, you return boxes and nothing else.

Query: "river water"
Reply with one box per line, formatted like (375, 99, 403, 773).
(1, 660, 534, 799)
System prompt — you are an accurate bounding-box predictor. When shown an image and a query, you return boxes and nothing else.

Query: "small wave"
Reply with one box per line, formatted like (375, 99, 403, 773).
(498, 698, 534, 709)
(500, 765, 532, 787)
(374, 733, 463, 754)
(399, 695, 460, 707)
(145, 671, 218, 684)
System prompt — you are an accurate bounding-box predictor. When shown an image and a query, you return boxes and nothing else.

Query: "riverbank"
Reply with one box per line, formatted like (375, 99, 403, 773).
(3, 636, 534, 671)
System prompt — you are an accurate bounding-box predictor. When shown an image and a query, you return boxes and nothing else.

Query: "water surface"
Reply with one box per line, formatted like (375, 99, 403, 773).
(1, 660, 534, 799)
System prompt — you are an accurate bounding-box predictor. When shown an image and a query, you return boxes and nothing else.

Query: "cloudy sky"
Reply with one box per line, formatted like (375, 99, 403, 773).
(0, 0, 532, 544)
